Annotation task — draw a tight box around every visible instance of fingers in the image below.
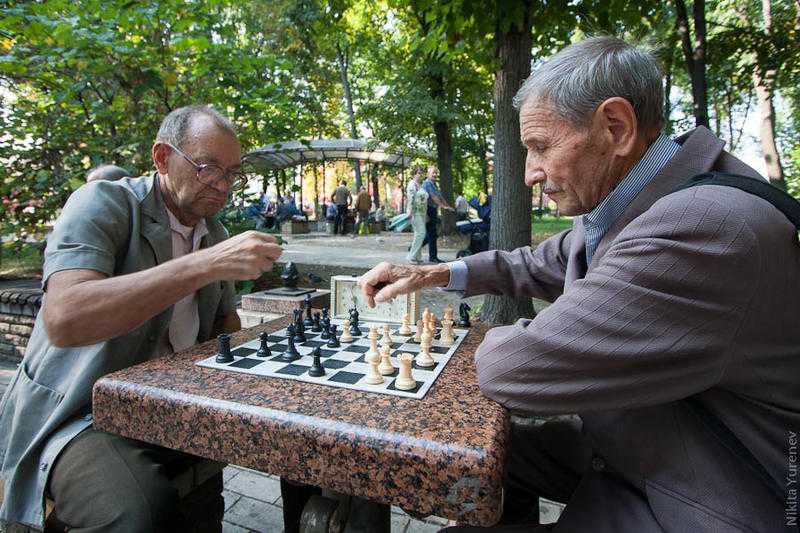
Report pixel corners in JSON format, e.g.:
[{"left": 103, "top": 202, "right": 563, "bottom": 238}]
[{"left": 358, "top": 262, "right": 391, "bottom": 308}]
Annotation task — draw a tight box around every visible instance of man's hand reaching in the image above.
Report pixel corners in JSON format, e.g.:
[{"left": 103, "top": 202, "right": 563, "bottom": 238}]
[{"left": 358, "top": 261, "right": 451, "bottom": 308}]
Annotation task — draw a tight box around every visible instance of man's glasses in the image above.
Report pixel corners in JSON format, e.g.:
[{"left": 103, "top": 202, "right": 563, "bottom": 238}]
[{"left": 164, "top": 142, "right": 247, "bottom": 191}]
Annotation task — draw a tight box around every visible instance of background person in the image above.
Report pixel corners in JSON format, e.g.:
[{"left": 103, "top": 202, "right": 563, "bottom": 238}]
[
  {"left": 421, "top": 165, "right": 453, "bottom": 263},
  {"left": 405, "top": 166, "right": 428, "bottom": 263},
  {"left": 332, "top": 180, "right": 351, "bottom": 235},
  {"left": 353, "top": 185, "right": 371, "bottom": 238}
]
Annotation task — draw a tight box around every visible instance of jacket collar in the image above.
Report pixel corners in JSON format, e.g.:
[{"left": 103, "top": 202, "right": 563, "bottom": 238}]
[
  {"left": 587, "top": 126, "right": 725, "bottom": 270},
  {"left": 140, "top": 173, "right": 173, "bottom": 266}
]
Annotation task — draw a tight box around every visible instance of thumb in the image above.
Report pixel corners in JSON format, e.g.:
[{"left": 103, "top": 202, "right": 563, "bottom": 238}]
[{"left": 375, "top": 279, "right": 410, "bottom": 303}]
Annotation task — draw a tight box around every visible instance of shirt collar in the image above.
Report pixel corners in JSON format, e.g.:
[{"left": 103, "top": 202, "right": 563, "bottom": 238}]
[
  {"left": 166, "top": 208, "right": 208, "bottom": 246},
  {"left": 583, "top": 134, "right": 680, "bottom": 232}
]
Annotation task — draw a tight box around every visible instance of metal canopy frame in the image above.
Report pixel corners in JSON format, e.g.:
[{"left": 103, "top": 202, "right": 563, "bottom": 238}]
[{"left": 244, "top": 138, "right": 428, "bottom": 171}]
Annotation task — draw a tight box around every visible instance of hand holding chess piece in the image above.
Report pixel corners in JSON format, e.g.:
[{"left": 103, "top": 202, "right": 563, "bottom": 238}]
[{"left": 357, "top": 261, "right": 451, "bottom": 308}]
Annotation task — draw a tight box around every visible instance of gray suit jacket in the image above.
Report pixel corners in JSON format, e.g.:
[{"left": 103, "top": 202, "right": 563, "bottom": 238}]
[
  {"left": 462, "top": 127, "right": 799, "bottom": 532},
  {"left": 0, "top": 173, "right": 235, "bottom": 527}
]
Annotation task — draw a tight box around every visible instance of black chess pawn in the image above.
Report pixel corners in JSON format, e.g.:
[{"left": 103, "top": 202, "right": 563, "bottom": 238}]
[
  {"left": 215, "top": 334, "right": 233, "bottom": 363},
  {"left": 256, "top": 332, "right": 271, "bottom": 358},
  {"left": 308, "top": 347, "right": 325, "bottom": 377},
  {"left": 326, "top": 324, "right": 340, "bottom": 348},
  {"left": 294, "top": 319, "right": 307, "bottom": 343},
  {"left": 322, "top": 307, "right": 329, "bottom": 321},
  {"left": 349, "top": 319, "right": 362, "bottom": 337},
  {"left": 320, "top": 318, "right": 331, "bottom": 340},
  {"left": 303, "top": 295, "right": 314, "bottom": 327},
  {"left": 311, "top": 312, "right": 322, "bottom": 332},
  {"left": 285, "top": 331, "right": 300, "bottom": 361}
]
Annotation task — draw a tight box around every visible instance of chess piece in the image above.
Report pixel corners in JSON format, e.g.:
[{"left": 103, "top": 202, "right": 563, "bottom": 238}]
[
  {"left": 273, "top": 326, "right": 301, "bottom": 362},
  {"left": 416, "top": 330, "right": 435, "bottom": 367},
  {"left": 443, "top": 304, "right": 453, "bottom": 321},
  {"left": 281, "top": 262, "right": 300, "bottom": 288},
  {"left": 366, "top": 327, "right": 380, "bottom": 361},
  {"left": 378, "top": 344, "right": 395, "bottom": 375},
  {"left": 215, "top": 334, "right": 233, "bottom": 363},
  {"left": 349, "top": 308, "right": 362, "bottom": 336},
  {"left": 308, "top": 347, "right": 326, "bottom": 377},
  {"left": 320, "top": 318, "right": 331, "bottom": 340},
  {"left": 439, "top": 319, "right": 455, "bottom": 347},
  {"left": 395, "top": 353, "right": 416, "bottom": 390},
  {"left": 311, "top": 312, "right": 322, "bottom": 332},
  {"left": 322, "top": 307, "right": 329, "bottom": 321},
  {"left": 293, "top": 316, "right": 307, "bottom": 343},
  {"left": 327, "top": 324, "right": 340, "bottom": 348},
  {"left": 256, "top": 332, "right": 272, "bottom": 357},
  {"left": 381, "top": 324, "right": 393, "bottom": 347},
  {"left": 414, "top": 319, "right": 423, "bottom": 343},
  {"left": 398, "top": 314, "right": 412, "bottom": 336},
  {"left": 340, "top": 320, "right": 354, "bottom": 343},
  {"left": 458, "top": 303, "right": 471, "bottom": 327},
  {"left": 303, "top": 295, "right": 314, "bottom": 327},
  {"left": 364, "top": 356, "right": 384, "bottom": 384}
]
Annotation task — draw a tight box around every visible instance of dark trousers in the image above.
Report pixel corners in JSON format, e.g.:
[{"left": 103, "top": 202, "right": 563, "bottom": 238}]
[
  {"left": 442, "top": 417, "right": 592, "bottom": 532},
  {"left": 47, "top": 427, "right": 222, "bottom": 533},
  {"left": 334, "top": 205, "right": 348, "bottom": 235},
  {"left": 424, "top": 205, "right": 439, "bottom": 261}
]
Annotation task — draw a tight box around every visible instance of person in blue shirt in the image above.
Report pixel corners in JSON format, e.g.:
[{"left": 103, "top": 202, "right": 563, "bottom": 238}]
[{"left": 421, "top": 165, "right": 454, "bottom": 263}]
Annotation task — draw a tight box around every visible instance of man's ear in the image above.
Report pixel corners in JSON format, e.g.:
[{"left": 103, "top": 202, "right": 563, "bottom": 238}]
[
  {"left": 593, "top": 97, "right": 639, "bottom": 156},
  {"left": 152, "top": 143, "right": 170, "bottom": 175}
]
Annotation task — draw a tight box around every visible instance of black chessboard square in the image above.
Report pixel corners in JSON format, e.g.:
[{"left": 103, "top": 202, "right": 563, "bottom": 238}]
[
  {"left": 302, "top": 340, "right": 326, "bottom": 348},
  {"left": 343, "top": 345, "right": 370, "bottom": 354},
  {"left": 318, "top": 349, "right": 337, "bottom": 358},
  {"left": 430, "top": 346, "right": 448, "bottom": 354},
  {"left": 329, "top": 371, "right": 364, "bottom": 384},
  {"left": 304, "top": 333, "right": 319, "bottom": 340},
  {"left": 270, "top": 354, "right": 301, "bottom": 363},
  {"left": 322, "top": 359, "right": 349, "bottom": 369},
  {"left": 387, "top": 379, "right": 423, "bottom": 394},
  {"left": 271, "top": 344, "right": 288, "bottom": 352},
  {"left": 267, "top": 335, "right": 284, "bottom": 342},
  {"left": 229, "top": 358, "right": 263, "bottom": 369},
  {"left": 231, "top": 347, "right": 256, "bottom": 358},
  {"left": 276, "top": 364, "right": 310, "bottom": 376}
]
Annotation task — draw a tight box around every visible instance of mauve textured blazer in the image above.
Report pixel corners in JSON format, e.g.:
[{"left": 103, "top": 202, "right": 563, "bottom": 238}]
[{"left": 462, "top": 127, "right": 800, "bottom": 532}]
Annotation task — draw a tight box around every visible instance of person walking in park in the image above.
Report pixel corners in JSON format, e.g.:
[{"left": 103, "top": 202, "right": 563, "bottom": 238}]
[
  {"left": 405, "top": 166, "right": 428, "bottom": 263},
  {"left": 332, "top": 180, "right": 351, "bottom": 235},
  {"left": 359, "top": 36, "right": 799, "bottom": 532},
  {"left": 0, "top": 105, "right": 283, "bottom": 531},
  {"left": 421, "top": 165, "right": 453, "bottom": 263},
  {"left": 353, "top": 185, "right": 372, "bottom": 238}
]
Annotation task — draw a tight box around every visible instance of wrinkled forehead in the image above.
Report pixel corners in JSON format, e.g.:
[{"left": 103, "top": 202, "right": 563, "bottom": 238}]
[
  {"left": 182, "top": 117, "right": 241, "bottom": 164},
  {"left": 519, "top": 99, "right": 578, "bottom": 139}
]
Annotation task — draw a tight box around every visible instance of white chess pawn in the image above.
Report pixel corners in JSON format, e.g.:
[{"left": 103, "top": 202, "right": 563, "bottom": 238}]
[
  {"left": 443, "top": 305, "right": 453, "bottom": 321},
  {"left": 340, "top": 320, "right": 354, "bottom": 343},
  {"left": 414, "top": 319, "right": 423, "bottom": 343},
  {"left": 364, "top": 357, "right": 384, "bottom": 384},
  {"left": 398, "top": 314, "right": 412, "bottom": 336},
  {"left": 378, "top": 344, "right": 395, "bottom": 376},
  {"left": 395, "top": 353, "right": 416, "bottom": 390},
  {"left": 416, "top": 330, "right": 435, "bottom": 367},
  {"left": 366, "top": 326, "right": 380, "bottom": 361},
  {"left": 439, "top": 319, "right": 455, "bottom": 346},
  {"left": 382, "top": 323, "right": 393, "bottom": 347}
]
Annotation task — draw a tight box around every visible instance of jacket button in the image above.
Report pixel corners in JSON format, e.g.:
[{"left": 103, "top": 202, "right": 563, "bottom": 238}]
[
  {"left": 40, "top": 462, "right": 48, "bottom": 471},
  {"left": 591, "top": 456, "right": 606, "bottom": 471}
]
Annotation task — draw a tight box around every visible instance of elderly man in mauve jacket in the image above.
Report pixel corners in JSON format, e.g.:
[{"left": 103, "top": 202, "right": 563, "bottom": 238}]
[{"left": 360, "top": 36, "right": 799, "bottom": 532}]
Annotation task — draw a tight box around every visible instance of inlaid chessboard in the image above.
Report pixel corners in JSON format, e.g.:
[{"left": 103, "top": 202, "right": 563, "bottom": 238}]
[{"left": 196, "top": 318, "right": 468, "bottom": 399}]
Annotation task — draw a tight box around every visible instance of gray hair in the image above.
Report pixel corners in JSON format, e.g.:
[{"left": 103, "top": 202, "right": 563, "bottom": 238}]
[
  {"left": 155, "top": 105, "right": 237, "bottom": 148},
  {"left": 514, "top": 36, "right": 664, "bottom": 133},
  {"left": 86, "top": 164, "right": 130, "bottom": 183}
]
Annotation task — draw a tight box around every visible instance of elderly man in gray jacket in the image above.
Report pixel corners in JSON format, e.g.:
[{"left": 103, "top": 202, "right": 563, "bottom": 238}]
[
  {"left": 360, "top": 37, "right": 799, "bottom": 532},
  {"left": 0, "top": 105, "right": 282, "bottom": 531}
]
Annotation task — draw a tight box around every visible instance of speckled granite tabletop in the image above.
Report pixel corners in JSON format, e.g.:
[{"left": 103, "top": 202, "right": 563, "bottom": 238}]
[{"left": 92, "top": 316, "right": 509, "bottom": 526}]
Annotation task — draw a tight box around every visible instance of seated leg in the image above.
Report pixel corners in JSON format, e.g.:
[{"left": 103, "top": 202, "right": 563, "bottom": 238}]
[{"left": 47, "top": 427, "right": 191, "bottom": 533}]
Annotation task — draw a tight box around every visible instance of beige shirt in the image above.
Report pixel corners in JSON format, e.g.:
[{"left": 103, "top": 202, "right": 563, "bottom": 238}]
[{"left": 155, "top": 209, "right": 209, "bottom": 356}]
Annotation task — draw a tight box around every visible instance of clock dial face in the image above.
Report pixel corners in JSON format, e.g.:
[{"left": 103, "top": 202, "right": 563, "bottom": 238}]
[{"left": 333, "top": 277, "right": 416, "bottom": 323}]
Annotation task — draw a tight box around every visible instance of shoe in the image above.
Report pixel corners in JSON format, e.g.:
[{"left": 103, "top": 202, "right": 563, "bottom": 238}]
[{"left": 429, "top": 258, "right": 445, "bottom": 264}]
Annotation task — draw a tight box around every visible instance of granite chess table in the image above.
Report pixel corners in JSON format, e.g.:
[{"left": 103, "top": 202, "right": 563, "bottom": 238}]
[{"left": 92, "top": 316, "right": 510, "bottom": 527}]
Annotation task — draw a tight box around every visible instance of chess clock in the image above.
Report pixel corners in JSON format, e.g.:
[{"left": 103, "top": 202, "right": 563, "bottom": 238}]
[{"left": 330, "top": 275, "right": 419, "bottom": 323}]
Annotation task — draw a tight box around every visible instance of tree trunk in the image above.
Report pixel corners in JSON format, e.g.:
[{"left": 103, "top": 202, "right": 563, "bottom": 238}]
[
  {"left": 479, "top": 129, "right": 490, "bottom": 195},
  {"left": 675, "top": 0, "right": 709, "bottom": 128},
  {"left": 336, "top": 40, "right": 362, "bottom": 190},
  {"left": 481, "top": 1, "right": 535, "bottom": 325},
  {"left": 663, "top": 35, "right": 676, "bottom": 135},
  {"left": 430, "top": 67, "right": 456, "bottom": 236},
  {"left": 754, "top": 0, "right": 785, "bottom": 187},
  {"left": 370, "top": 164, "right": 381, "bottom": 208}
]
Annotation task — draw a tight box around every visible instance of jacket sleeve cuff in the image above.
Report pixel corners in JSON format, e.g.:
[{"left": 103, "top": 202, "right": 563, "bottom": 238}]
[{"left": 440, "top": 260, "right": 468, "bottom": 295}]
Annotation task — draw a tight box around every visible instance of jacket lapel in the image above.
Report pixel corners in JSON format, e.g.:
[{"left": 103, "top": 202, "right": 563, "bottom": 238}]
[
  {"left": 587, "top": 127, "right": 725, "bottom": 271},
  {"left": 565, "top": 217, "right": 588, "bottom": 290},
  {"left": 196, "top": 220, "right": 223, "bottom": 341},
  {"left": 140, "top": 173, "right": 173, "bottom": 266}
]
